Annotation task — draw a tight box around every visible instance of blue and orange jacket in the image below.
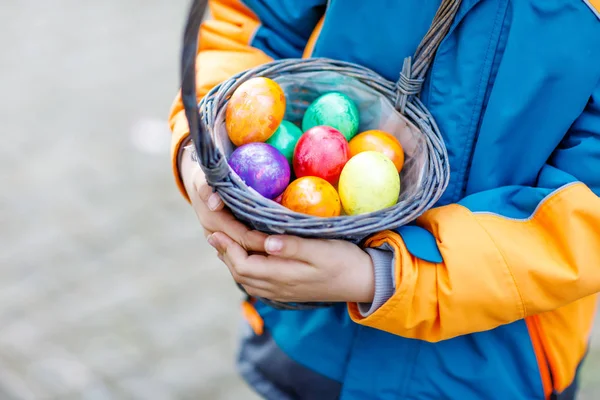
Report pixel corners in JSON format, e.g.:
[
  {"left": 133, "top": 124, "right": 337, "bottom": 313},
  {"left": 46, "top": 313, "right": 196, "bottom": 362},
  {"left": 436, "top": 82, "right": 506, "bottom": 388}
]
[{"left": 169, "top": 1, "right": 600, "bottom": 399}]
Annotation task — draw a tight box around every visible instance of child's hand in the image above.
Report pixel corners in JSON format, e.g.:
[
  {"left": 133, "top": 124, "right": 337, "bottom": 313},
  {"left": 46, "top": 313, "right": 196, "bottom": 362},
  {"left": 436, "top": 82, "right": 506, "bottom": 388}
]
[
  {"left": 181, "top": 146, "right": 267, "bottom": 252},
  {"left": 207, "top": 232, "right": 375, "bottom": 304}
]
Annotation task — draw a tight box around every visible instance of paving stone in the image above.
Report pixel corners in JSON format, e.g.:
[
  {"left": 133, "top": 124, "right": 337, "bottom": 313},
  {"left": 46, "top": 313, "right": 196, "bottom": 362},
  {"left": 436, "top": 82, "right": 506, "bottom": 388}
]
[{"left": 1, "top": 0, "right": 598, "bottom": 399}]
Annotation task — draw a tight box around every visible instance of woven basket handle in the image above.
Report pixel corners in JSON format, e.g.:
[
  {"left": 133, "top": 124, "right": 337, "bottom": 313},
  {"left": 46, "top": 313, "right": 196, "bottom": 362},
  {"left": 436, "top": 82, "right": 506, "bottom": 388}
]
[
  {"left": 181, "top": 0, "right": 227, "bottom": 181},
  {"left": 395, "top": 0, "right": 463, "bottom": 112},
  {"left": 180, "top": 0, "right": 462, "bottom": 172}
]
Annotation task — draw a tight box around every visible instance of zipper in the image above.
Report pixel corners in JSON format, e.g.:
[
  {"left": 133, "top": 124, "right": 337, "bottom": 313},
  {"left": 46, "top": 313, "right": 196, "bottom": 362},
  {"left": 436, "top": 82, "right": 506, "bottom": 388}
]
[
  {"left": 424, "top": 0, "right": 510, "bottom": 202},
  {"left": 460, "top": 0, "right": 511, "bottom": 200},
  {"left": 422, "top": 0, "right": 484, "bottom": 105}
]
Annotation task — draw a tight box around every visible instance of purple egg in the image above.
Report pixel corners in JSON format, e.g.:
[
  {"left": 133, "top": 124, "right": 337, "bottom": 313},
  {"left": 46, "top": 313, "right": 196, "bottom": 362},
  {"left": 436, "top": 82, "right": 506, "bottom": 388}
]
[{"left": 228, "top": 143, "right": 291, "bottom": 199}]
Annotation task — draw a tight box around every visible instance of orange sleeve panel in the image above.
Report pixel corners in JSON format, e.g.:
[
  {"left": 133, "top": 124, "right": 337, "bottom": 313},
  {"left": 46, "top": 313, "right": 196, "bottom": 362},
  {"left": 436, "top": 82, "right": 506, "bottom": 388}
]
[
  {"left": 168, "top": 0, "right": 273, "bottom": 201},
  {"left": 168, "top": 0, "right": 326, "bottom": 201},
  {"left": 349, "top": 183, "right": 600, "bottom": 343},
  {"left": 526, "top": 294, "right": 598, "bottom": 395}
]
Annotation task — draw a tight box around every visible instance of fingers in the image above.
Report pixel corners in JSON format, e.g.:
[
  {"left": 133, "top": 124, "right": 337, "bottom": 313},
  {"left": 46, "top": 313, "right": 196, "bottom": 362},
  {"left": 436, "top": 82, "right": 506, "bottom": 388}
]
[
  {"left": 233, "top": 229, "right": 268, "bottom": 253},
  {"left": 193, "top": 169, "right": 224, "bottom": 211},
  {"left": 183, "top": 158, "right": 222, "bottom": 211},
  {"left": 207, "top": 193, "right": 224, "bottom": 211},
  {"left": 184, "top": 160, "right": 265, "bottom": 252},
  {"left": 195, "top": 205, "right": 265, "bottom": 252},
  {"left": 181, "top": 148, "right": 220, "bottom": 210},
  {"left": 196, "top": 178, "right": 212, "bottom": 202},
  {"left": 210, "top": 232, "right": 343, "bottom": 303},
  {"left": 264, "top": 235, "right": 333, "bottom": 264},
  {"left": 210, "top": 232, "right": 266, "bottom": 278},
  {"left": 210, "top": 231, "right": 248, "bottom": 260},
  {"left": 210, "top": 233, "right": 276, "bottom": 296},
  {"left": 187, "top": 169, "right": 266, "bottom": 251},
  {"left": 211, "top": 232, "right": 293, "bottom": 281}
]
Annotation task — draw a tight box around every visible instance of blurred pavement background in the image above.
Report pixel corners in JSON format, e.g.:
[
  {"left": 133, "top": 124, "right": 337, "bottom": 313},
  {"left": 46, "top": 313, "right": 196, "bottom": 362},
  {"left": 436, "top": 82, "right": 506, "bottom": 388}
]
[
  {"left": 0, "top": 0, "right": 598, "bottom": 399},
  {"left": 1, "top": 1, "right": 259, "bottom": 399}
]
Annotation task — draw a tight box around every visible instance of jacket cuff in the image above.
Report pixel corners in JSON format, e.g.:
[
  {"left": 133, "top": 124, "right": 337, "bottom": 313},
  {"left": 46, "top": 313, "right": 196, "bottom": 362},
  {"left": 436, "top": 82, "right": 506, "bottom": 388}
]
[
  {"left": 358, "top": 247, "right": 395, "bottom": 316},
  {"left": 349, "top": 226, "right": 443, "bottom": 322}
]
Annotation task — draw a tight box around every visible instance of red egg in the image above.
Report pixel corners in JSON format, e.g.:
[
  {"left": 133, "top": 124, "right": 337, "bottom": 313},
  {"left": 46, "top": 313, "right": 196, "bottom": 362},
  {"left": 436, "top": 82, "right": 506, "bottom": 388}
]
[{"left": 293, "top": 126, "right": 350, "bottom": 185}]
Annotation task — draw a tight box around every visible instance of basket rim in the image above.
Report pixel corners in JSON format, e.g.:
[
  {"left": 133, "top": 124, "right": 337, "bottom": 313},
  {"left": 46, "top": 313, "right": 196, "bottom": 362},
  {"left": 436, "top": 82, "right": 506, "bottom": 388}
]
[{"left": 194, "top": 57, "right": 450, "bottom": 234}]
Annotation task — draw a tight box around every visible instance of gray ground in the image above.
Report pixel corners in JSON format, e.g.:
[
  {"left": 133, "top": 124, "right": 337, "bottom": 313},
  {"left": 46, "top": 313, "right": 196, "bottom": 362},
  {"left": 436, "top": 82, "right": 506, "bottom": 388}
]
[{"left": 0, "top": 0, "right": 598, "bottom": 399}]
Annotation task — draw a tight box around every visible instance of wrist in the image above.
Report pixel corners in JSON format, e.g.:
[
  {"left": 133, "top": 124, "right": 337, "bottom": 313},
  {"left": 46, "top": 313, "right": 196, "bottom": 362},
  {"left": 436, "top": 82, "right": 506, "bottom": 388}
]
[{"left": 345, "top": 249, "right": 376, "bottom": 303}]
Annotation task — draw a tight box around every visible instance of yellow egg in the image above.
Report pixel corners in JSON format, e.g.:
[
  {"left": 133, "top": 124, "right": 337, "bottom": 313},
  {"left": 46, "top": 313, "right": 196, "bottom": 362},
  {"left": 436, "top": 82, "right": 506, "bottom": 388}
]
[{"left": 338, "top": 151, "right": 400, "bottom": 215}]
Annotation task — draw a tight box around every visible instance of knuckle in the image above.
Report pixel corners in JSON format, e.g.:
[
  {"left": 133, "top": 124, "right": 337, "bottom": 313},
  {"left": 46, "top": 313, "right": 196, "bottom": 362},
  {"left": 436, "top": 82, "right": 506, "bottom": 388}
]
[
  {"left": 234, "top": 261, "right": 252, "bottom": 278},
  {"left": 239, "top": 230, "right": 254, "bottom": 250},
  {"left": 242, "top": 230, "right": 266, "bottom": 251},
  {"left": 230, "top": 269, "right": 244, "bottom": 284}
]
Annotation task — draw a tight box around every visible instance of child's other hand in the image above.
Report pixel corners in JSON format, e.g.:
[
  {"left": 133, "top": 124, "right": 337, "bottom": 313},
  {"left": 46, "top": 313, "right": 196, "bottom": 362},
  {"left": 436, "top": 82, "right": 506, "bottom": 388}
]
[
  {"left": 207, "top": 232, "right": 375, "bottom": 304},
  {"left": 181, "top": 146, "right": 267, "bottom": 253}
]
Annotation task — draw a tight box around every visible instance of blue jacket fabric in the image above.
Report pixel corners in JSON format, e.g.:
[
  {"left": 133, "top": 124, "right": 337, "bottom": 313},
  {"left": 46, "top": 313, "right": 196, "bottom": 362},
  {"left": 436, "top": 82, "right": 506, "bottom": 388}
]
[{"left": 186, "top": 1, "right": 600, "bottom": 399}]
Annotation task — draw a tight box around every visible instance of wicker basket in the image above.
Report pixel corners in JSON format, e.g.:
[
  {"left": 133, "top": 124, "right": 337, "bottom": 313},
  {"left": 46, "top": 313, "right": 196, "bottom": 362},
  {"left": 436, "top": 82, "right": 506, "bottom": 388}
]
[{"left": 180, "top": 0, "right": 460, "bottom": 310}]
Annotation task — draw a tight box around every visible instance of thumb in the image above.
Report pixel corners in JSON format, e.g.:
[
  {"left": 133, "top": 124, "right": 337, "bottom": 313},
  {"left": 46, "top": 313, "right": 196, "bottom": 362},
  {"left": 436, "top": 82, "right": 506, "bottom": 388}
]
[
  {"left": 180, "top": 146, "right": 221, "bottom": 208},
  {"left": 191, "top": 168, "right": 224, "bottom": 211}
]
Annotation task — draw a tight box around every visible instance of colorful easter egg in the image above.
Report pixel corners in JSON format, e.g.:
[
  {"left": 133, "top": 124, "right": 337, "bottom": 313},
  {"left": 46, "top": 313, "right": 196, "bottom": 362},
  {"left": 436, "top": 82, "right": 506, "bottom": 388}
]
[
  {"left": 228, "top": 143, "right": 290, "bottom": 199},
  {"left": 293, "top": 126, "right": 350, "bottom": 185},
  {"left": 225, "top": 77, "right": 286, "bottom": 146},
  {"left": 302, "top": 92, "right": 360, "bottom": 141},
  {"left": 338, "top": 151, "right": 400, "bottom": 215},
  {"left": 349, "top": 130, "right": 405, "bottom": 172},
  {"left": 266, "top": 120, "right": 303, "bottom": 164},
  {"left": 281, "top": 177, "right": 341, "bottom": 217}
]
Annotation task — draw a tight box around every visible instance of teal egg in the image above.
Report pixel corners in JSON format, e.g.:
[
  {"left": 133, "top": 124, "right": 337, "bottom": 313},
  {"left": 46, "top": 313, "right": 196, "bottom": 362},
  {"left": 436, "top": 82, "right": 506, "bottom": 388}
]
[
  {"left": 302, "top": 92, "right": 360, "bottom": 141},
  {"left": 266, "top": 120, "right": 303, "bottom": 164}
]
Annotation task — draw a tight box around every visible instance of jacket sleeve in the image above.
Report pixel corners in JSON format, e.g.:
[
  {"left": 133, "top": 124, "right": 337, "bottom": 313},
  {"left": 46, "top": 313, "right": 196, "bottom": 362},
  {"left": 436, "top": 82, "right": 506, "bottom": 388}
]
[
  {"left": 349, "top": 81, "right": 600, "bottom": 342},
  {"left": 168, "top": 0, "right": 325, "bottom": 201}
]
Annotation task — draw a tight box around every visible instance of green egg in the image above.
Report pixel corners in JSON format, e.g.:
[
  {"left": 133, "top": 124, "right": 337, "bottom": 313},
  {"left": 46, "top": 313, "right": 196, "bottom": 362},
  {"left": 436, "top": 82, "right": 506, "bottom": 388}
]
[
  {"left": 266, "top": 120, "right": 304, "bottom": 164},
  {"left": 302, "top": 92, "right": 360, "bottom": 141}
]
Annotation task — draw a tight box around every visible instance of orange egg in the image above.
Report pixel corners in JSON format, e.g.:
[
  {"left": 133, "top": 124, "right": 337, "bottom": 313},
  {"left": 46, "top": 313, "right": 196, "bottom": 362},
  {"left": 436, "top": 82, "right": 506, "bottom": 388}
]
[
  {"left": 281, "top": 177, "right": 341, "bottom": 218},
  {"left": 348, "top": 130, "right": 405, "bottom": 172},
  {"left": 225, "top": 77, "right": 286, "bottom": 147}
]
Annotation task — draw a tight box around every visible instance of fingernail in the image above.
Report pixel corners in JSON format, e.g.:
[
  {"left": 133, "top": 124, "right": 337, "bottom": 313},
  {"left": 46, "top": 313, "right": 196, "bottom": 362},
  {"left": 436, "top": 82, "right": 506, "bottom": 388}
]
[
  {"left": 208, "top": 194, "right": 221, "bottom": 211},
  {"left": 207, "top": 234, "right": 217, "bottom": 248},
  {"left": 265, "top": 237, "right": 283, "bottom": 253}
]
